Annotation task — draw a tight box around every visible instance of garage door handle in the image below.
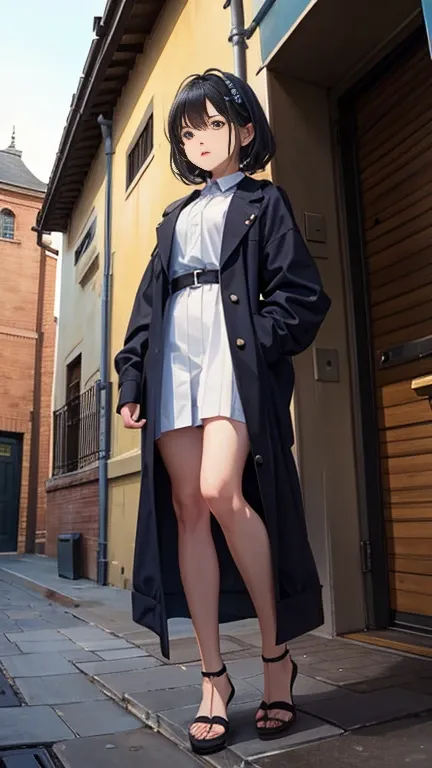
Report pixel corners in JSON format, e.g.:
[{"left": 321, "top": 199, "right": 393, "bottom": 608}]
[{"left": 378, "top": 334, "right": 432, "bottom": 368}]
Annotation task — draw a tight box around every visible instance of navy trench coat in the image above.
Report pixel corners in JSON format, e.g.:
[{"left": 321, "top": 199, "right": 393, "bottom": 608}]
[{"left": 114, "top": 175, "right": 331, "bottom": 659}]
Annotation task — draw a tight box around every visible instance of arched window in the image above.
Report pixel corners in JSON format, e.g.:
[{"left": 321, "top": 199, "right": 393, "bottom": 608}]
[{"left": 0, "top": 209, "right": 15, "bottom": 240}]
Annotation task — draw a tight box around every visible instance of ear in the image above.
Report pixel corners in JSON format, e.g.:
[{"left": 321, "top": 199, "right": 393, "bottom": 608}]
[{"left": 239, "top": 122, "right": 255, "bottom": 147}]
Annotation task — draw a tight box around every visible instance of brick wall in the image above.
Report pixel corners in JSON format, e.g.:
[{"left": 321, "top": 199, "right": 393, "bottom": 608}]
[
  {"left": 45, "top": 467, "right": 99, "bottom": 581},
  {"left": 0, "top": 185, "right": 56, "bottom": 552}
]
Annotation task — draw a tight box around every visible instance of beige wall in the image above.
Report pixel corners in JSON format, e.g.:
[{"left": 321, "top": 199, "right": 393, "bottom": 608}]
[
  {"left": 268, "top": 73, "right": 366, "bottom": 635},
  {"left": 107, "top": 0, "right": 267, "bottom": 586},
  {"left": 54, "top": 149, "right": 105, "bottom": 410}
]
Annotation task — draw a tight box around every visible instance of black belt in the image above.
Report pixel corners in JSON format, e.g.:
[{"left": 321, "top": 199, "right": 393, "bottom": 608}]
[{"left": 170, "top": 269, "right": 220, "bottom": 295}]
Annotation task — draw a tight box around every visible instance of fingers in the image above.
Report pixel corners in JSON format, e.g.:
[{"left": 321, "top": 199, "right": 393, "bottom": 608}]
[{"left": 123, "top": 415, "right": 146, "bottom": 429}]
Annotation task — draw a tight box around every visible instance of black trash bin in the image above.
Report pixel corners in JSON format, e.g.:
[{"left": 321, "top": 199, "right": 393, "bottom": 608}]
[{"left": 57, "top": 533, "right": 83, "bottom": 580}]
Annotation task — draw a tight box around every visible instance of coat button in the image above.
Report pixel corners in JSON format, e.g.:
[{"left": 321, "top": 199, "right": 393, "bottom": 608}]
[
  {"left": 236, "top": 338, "right": 246, "bottom": 349},
  {"left": 255, "top": 455, "right": 264, "bottom": 465},
  {"left": 230, "top": 294, "right": 239, "bottom": 304}
]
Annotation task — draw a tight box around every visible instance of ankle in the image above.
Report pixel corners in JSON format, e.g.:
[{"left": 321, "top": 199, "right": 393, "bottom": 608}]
[{"left": 262, "top": 643, "right": 288, "bottom": 661}]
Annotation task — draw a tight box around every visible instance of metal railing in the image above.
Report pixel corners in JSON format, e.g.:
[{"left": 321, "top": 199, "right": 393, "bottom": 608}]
[{"left": 52, "top": 382, "right": 100, "bottom": 476}]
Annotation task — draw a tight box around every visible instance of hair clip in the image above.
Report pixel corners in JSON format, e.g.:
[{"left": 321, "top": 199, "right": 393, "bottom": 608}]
[{"left": 223, "top": 77, "right": 242, "bottom": 104}]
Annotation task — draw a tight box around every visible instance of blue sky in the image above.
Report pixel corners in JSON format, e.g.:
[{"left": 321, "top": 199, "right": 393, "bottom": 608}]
[{"left": 1, "top": 0, "right": 107, "bottom": 184}]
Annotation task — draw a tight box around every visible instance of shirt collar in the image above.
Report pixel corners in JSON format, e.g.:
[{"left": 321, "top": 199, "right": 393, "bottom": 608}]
[{"left": 207, "top": 171, "right": 244, "bottom": 193}]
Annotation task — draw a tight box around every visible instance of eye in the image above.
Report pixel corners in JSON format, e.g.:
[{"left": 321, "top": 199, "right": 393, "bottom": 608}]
[
  {"left": 210, "top": 119, "right": 225, "bottom": 130},
  {"left": 181, "top": 129, "right": 194, "bottom": 141}
]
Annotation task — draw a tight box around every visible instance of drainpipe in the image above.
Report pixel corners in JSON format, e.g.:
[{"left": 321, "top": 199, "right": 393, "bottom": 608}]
[
  {"left": 97, "top": 114, "right": 114, "bottom": 586},
  {"left": 225, "top": 0, "right": 247, "bottom": 80},
  {"left": 224, "top": 0, "right": 279, "bottom": 79},
  {"left": 26, "top": 245, "right": 46, "bottom": 553}
]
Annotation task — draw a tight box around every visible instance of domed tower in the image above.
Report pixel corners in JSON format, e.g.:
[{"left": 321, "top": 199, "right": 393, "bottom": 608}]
[{"left": 0, "top": 129, "right": 57, "bottom": 555}]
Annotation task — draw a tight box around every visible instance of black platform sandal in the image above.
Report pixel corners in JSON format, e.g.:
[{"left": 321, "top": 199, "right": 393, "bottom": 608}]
[
  {"left": 188, "top": 664, "right": 236, "bottom": 756},
  {"left": 255, "top": 646, "right": 298, "bottom": 741}
]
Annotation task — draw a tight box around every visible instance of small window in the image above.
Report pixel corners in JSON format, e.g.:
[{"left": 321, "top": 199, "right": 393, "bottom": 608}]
[
  {"left": 66, "top": 354, "right": 82, "bottom": 403},
  {"left": 0, "top": 209, "right": 15, "bottom": 240},
  {"left": 74, "top": 218, "right": 97, "bottom": 266},
  {"left": 127, "top": 112, "right": 153, "bottom": 188}
]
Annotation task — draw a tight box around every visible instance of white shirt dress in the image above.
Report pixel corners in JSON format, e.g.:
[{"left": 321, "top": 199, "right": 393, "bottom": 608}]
[{"left": 156, "top": 171, "right": 246, "bottom": 438}]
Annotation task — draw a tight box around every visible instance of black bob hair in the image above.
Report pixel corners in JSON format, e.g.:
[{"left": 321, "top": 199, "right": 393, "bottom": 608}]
[{"left": 167, "top": 68, "right": 276, "bottom": 185}]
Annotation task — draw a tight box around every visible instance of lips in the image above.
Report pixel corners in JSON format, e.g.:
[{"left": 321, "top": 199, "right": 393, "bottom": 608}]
[{"left": 201, "top": 151, "right": 210, "bottom": 156}]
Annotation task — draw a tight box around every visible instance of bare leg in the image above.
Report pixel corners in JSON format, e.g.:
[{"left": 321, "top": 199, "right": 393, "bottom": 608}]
[
  {"left": 157, "top": 426, "right": 232, "bottom": 740},
  {"left": 201, "top": 417, "right": 294, "bottom": 729}
]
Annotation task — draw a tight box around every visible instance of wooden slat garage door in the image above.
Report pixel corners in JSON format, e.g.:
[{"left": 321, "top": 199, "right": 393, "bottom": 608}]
[{"left": 355, "top": 35, "right": 432, "bottom": 622}]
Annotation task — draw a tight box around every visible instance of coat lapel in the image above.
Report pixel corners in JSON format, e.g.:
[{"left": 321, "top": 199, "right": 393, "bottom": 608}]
[
  {"left": 156, "top": 189, "right": 201, "bottom": 275},
  {"left": 220, "top": 177, "right": 265, "bottom": 270}
]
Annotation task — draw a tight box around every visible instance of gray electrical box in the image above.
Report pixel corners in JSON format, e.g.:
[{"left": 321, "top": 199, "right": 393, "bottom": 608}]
[
  {"left": 313, "top": 348, "right": 340, "bottom": 383},
  {"left": 304, "top": 212, "right": 327, "bottom": 244}
]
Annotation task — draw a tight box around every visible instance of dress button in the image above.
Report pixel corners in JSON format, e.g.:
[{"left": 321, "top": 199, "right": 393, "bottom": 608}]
[
  {"left": 154, "top": 347, "right": 159, "bottom": 354},
  {"left": 230, "top": 294, "right": 239, "bottom": 304},
  {"left": 236, "top": 338, "right": 246, "bottom": 349},
  {"left": 255, "top": 455, "right": 264, "bottom": 465}
]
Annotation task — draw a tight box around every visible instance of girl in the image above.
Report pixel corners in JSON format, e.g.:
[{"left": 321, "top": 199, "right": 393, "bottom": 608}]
[{"left": 115, "top": 69, "right": 331, "bottom": 756}]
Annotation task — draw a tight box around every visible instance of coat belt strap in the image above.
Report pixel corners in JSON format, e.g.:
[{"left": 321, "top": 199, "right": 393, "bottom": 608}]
[{"left": 170, "top": 269, "right": 220, "bottom": 295}]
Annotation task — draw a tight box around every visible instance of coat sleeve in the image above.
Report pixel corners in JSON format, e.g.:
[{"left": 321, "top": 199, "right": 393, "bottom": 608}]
[
  {"left": 114, "top": 250, "right": 155, "bottom": 414},
  {"left": 255, "top": 186, "right": 331, "bottom": 364}
]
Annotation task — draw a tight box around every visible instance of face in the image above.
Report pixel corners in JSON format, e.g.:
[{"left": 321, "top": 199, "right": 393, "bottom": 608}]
[{"left": 180, "top": 99, "right": 254, "bottom": 176}]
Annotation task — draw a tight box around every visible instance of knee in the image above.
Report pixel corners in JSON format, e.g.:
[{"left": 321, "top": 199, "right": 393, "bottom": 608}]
[
  {"left": 200, "top": 477, "right": 240, "bottom": 526},
  {"left": 172, "top": 488, "right": 207, "bottom": 532}
]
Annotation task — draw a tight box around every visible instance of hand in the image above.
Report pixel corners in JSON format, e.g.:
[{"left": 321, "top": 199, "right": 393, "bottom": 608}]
[{"left": 120, "top": 403, "right": 146, "bottom": 429}]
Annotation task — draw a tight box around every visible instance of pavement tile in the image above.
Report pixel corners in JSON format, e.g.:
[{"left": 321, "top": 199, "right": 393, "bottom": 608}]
[
  {"left": 40, "top": 614, "right": 88, "bottom": 629},
  {"left": 59, "top": 627, "right": 115, "bottom": 642},
  {"left": 53, "top": 727, "right": 201, "bottom": 768},
  {"left": 126, "top": 686, "right": 202, "bottom": 716},
  {"left": 3, "top": 610, "right": 39, "bottom": 619},
  {"left": 96, "top": 664, "right": 203, "bottom": 698},
  {"left": 95, "top": 647, "right": 149, "bottom": 661},
  {"left": 226, "top": 656, "right": 264, "bottom": 679},
  {"left": 402, "top": 678, "right": 432, "bottom": 695},
  {"left": 245, "top": 672, "right": 338, "bottom": 701},
  {"left": 76, "top": 638, "right": 136, "bottom": 651},
  {"left": 304, "top": 667, "right": 366, "bottom": 685},
  {"left": 0, "top": 619, "right": 22, "bottom": 633},
  {"left": 16, "top": 673, "right": 107, "bottom": 705},
  {"left": 0, "top": 641, "right": 22, "bottom": 656},
  {"left": 144, "top": 635, "right": 244, "bottom": 664},
  {"left": 255, "top": 713, "right": 432, "bottom": 767},
  {"left": 2, "top": 652, "right": 78, "bottom": 677},
  {"left": 301, "top": 686, "right": 432, "bottom": 729},
  {"left": 15, "top": 618, "right": 54, "bottom": 631},
  {"left": 13, "top": 640, "right": 79, "bottom": 653},
  {"left": 54, "top": 699, "right": 142, "bottom": 737},
  {"left": 60, "top": 650, "right": 101, "bottom": 663},
  {"left": 76, "top": 656, "right": 161, "bottom": 677},
  {"left": 6, "top": 629, "right": 63, "bottom": 643},
  {"left": 0, "top": 705, "right": 75, "bottom": 746}
]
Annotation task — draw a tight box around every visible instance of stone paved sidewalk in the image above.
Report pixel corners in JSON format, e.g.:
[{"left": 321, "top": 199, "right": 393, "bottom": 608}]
[{"left": 0, "top": 555, "right": 432, "bottom": 767}]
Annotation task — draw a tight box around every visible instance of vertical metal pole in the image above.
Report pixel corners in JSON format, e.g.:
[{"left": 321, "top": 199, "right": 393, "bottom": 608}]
[
  {"left": 97, "top": 114, "right": 114, "bottom": 586},
  {"left": 228, "top": 0, "right": 247, "bottom": 80}
]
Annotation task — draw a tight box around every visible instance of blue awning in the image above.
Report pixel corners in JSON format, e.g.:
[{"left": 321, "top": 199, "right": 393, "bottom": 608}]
[
  {"left": 422, "top": 0, "right": 432, "bottom": 55},
  {"left": 255, "top": 0, "right": 432, "bottom": 70},
  {"left": 254, "top": 0, "right": 317, "bottom": 64}
]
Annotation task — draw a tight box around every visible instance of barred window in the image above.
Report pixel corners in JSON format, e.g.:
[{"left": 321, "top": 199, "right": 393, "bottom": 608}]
[
  {"left": 127, "top": 112, "right": 153, "bottom": 188},
  {"left": 0, "top": 208, "right": 15, "bottom": 239}
]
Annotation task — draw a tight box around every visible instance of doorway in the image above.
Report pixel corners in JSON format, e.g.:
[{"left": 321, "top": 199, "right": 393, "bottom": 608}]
[
  {"left": 0, "top": 433, "right": 22, "bottom": 552},
  {"left": 340, "top": 28, "right": 432, "bottom": 632}
]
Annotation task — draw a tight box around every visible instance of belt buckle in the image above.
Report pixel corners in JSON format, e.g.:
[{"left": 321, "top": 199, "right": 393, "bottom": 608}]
[{"left": 192, "top": 269, "right": 203, "bottom": 287}]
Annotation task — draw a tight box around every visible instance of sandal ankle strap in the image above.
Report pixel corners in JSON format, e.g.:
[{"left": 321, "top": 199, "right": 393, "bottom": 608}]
[
  {"left": 202, "top": 663, "right": 227, "bottom": 679},
  {"left": 262, "top": 646, "right": 289, "bottom": 664}
]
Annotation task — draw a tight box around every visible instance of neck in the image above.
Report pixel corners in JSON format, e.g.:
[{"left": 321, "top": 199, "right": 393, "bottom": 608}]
[{"left": 211, "top": 158, "right": 241, "bottom": 180}]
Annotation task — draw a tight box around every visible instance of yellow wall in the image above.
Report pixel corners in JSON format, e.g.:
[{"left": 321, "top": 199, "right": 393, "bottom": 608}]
[
  {"left": 107, "top": 0, "right": 267, "bottom": 586},
  {"left": 54, "top": 149, "right": 105, "bottom": 408}
]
